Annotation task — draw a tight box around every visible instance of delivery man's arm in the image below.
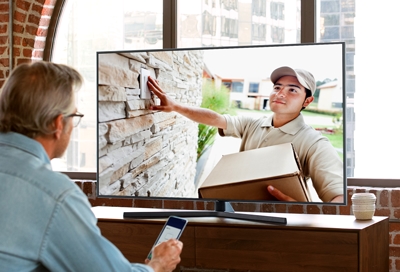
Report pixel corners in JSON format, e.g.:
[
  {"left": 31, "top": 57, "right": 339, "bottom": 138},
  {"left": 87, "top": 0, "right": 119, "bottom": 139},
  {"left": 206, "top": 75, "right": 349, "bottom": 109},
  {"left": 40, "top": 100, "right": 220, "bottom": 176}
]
[{"left": 147, "top": 76, "right": 227, "bottom": 129}]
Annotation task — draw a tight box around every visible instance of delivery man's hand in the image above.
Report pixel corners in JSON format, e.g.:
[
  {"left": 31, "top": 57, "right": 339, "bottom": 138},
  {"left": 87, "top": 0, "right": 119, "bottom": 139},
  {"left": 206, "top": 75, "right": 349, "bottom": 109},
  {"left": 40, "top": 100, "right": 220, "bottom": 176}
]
[
  {"left": 147, "top": 76, "right": 178, "bottom": 112},
  {"left": 267, "top": 185, "right": 296, "bottom": 201}
]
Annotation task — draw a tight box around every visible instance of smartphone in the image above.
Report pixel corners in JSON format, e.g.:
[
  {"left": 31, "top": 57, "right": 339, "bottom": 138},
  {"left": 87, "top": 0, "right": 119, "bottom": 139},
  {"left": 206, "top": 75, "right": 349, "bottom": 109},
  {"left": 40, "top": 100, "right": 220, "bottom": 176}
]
[{"left": 146, "top": 216, "right": 188, "bottom": 260}]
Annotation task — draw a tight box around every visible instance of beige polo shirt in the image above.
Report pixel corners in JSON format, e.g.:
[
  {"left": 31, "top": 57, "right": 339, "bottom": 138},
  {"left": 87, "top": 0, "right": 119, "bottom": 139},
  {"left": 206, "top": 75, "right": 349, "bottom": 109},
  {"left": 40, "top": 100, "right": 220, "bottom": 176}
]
[{"left": 219, "top": 113, "right": 343, "bottom": 202}]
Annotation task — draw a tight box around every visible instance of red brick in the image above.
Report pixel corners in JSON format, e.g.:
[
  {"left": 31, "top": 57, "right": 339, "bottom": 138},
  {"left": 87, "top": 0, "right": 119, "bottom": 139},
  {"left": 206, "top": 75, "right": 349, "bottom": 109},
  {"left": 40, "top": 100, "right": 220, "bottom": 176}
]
[
  {"left": 0, "top": 24, "right": 7, "bottom": 34},
  {"left": 392, "top": 190, "right": 400, "bottom": 207},
  {"left": 0, "top": 46, "right": 7, "bottom": 54},
  {"left": 259, "top": 204, "right": 276, "bottom": 213},
  {"left": 390, "top": 246, "right": 400, "bottom": 257},
  {"left": 395, "top": 259, "right": 400, "bottom": 271},
  {"left": 0, "top": 4, "right": 9, "bottom": 12},
  {"left": 13, "top": 23, "right": 24, "bottom": 34},
  {"left": 82, "top": 180, "right": 96, "bottom": 198},
  {"left": 379, "top": 189, "right": 390, "bottom": 207},
  {"left": 13, "top": 35, "right": 21, "bottom": 45},
  {"left": 133, "top": 198, "right": 163, "bottom": 208},
  {"left": 163, "top": 200, "right": 195, "bottom": 210},
  {"left": 306, "top": 205, "right": 321, "bottom": 214},
  {"left": 22, "top": 37, "right": 34, "bottom": 47},
  {"left": 14, "top": 11, "right": 27, "bottom": 23},
  {"left": 393, "top": 234, "right": 400, "bottom": 245},
  {"left": 26, "top": 24, "right": 38, "bottom": 35},
  {"left": 44, "top": 0, "right": 56, "bottom": 6},
  {"left": 15, "top": 58, "right": 31, "bottom": 65},
  {"left": 32, "top": 49, "right": 43, "bottom": 59},
  {"left": 13, "top": 47, "right": 21, "bottom": 57},
  {"left": 288, "top": 204, "right": 304, "bottom": 213},
  {"left": 28, "top": 14, "right": 40, "bottom": 25},
  {"left": 392, "top": 208, "right": 400, "bottom": 220},
  {"left": 375, "top": 208, "right": 391, "bottom": 217},
  {"left": 32, "top": 3, "right": 44, "bottom": 14},
  {"left": 322, "top": 205, "right": 337, "bottom": 214},
  {"left": 0, "top": 57, "right": 9, "bottom": 66},
  {"left": 39, "top": 17, "right": 50, "bottom": 27},
  {"left": 41, "top": 6, "right": 54, "bottom": 16},
  {"left": 74, "top": 181, "right": 83, "bottom": 189},
  {"left": 16, "top": 0, "right": 32, "bottom": 11},
  {"left": 34, "top": 39, "right": 45, "bottom": 49},
  {"left": 193, "top": 201, "right": 207, "bottom": 211},
  {"left": 390, "top": 222, "right": 400, "bottom": 232},
  {"left": 230, "top": 202, "right": 259, "bottom": 212},
  {"left": 89, "top": 197, "right": 134, "bottom": 207},
  {"left": 274, "top": 204, "right": 287, "bottom": 213},
  {"left": 0, "top": 14, "right": 9, "bottom": 23},
  {"left": 354, "top": 188, "right": 367, "bottom": 194},
  {"left": 22, "top": 48, "right": 32, "bottom": 57},
  {"left": 37, "top": 27, "right": 47, "bottom": 36}
]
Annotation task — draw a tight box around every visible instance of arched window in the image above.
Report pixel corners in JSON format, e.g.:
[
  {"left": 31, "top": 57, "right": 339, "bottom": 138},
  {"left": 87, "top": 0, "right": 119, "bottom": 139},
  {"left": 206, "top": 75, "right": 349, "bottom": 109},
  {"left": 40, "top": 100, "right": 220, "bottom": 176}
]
[{"left": 47, "top": 0, "right": 163, "bottom": 174}]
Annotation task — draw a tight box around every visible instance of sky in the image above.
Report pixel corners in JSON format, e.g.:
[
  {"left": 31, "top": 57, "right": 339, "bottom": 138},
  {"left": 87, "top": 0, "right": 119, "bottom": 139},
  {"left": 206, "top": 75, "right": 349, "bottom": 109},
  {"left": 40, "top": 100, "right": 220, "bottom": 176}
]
[{"left": 202, "top": 43, "right": 344, "bottom": 83}]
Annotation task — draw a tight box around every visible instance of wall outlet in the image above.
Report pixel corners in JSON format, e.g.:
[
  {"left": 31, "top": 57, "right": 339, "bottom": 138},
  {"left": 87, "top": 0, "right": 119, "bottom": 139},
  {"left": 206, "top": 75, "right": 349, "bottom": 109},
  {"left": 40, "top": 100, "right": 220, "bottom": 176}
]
[{"left": 140, "top": 68, "right": 151, "bottom": 99}]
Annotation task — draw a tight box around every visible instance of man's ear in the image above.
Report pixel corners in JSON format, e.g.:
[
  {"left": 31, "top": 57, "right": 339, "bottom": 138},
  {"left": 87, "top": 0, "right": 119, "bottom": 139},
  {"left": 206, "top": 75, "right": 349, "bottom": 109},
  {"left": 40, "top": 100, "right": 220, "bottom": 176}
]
[
  {"left": 303, "top": 96, "right": 314, "bottom": 108},
  {"left": 53, "top": 114, "right": 64, "bottom": 140}
]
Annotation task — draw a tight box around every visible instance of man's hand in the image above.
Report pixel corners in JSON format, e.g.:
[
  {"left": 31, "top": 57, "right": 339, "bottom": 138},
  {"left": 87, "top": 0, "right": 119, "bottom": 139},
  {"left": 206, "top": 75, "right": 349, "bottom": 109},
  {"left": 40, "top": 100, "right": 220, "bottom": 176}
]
[
  {"left": 146, "top": 239, "right": 183, "bottom": 272},
  {"left": 147, "top": 76, "right": 178, "bottom": 112},
  {"left": 267, "top": 185, "right": 296, "bottom": 202}
]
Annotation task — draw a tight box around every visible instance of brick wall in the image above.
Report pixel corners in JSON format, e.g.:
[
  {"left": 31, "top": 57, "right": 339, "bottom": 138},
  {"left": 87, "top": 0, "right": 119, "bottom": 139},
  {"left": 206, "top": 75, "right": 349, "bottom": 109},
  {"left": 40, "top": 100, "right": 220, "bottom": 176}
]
[
  {"left": 2, "top": 0, "right": 399, "bottom": 270},
  {"left": 0, "top": 0, "right": 55, "bottom": 86}
]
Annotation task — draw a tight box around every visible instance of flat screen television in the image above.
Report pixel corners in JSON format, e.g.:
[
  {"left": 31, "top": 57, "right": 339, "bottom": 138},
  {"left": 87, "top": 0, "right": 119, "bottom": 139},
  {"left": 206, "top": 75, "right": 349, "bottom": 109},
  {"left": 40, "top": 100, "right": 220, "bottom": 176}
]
[{"left": 96, "top": 42, "right": 346, "bottom": 224}]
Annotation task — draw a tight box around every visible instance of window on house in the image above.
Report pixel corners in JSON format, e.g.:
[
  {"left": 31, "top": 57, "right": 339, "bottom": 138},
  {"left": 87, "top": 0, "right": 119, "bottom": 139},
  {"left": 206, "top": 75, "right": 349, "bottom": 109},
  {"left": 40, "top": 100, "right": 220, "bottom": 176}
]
[
  {"left": 231, "top": 82, "right": 244, "bottom": 93},
  {"left": 249, "top": 83, "right": 260, "bottom": 93}
]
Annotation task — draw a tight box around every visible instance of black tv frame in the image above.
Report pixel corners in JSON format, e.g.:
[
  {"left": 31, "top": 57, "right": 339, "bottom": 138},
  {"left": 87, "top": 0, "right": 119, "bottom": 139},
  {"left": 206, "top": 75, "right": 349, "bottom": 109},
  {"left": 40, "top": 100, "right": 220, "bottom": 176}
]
[{"left": 97, "top": 42, "right": 346, "bottom": 225}]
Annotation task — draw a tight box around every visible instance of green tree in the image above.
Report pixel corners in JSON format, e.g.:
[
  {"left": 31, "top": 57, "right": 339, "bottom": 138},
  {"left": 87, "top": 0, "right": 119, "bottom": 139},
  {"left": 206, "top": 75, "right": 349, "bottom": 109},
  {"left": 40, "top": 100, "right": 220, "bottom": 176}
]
[{"left": 197, "top": 81, "right": 236, "bottom": 160}]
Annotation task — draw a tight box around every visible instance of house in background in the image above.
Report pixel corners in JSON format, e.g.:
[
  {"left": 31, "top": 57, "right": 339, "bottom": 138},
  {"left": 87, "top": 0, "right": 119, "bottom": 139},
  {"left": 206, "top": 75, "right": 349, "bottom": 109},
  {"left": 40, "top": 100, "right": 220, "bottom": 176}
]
[
  {"left": 203, "top": 65, "right": 272, "bottom": 110},
  {"left": 317, "top": 80, "right": 342, "bottom": 113}
]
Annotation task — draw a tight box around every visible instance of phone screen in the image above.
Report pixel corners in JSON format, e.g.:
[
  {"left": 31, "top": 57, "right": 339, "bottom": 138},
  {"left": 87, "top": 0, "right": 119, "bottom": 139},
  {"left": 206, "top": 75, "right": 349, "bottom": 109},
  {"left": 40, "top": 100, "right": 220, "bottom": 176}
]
[{"left": 147, "top": 216, "right": 187, "bottom": 260}]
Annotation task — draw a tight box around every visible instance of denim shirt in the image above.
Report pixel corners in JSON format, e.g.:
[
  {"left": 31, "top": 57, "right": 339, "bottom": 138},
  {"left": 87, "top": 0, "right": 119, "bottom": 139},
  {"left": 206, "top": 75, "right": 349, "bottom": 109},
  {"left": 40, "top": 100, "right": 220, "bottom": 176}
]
[{"left": 0, "top": 132, "right": 153, "bottom": 272}]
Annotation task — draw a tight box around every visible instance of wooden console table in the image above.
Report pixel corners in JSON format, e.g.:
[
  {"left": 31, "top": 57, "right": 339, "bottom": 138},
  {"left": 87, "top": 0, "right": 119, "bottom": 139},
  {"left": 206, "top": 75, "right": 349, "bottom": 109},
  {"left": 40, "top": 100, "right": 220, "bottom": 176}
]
[{"left": 92, "top": 206, "right": 388, "bottom": 272}]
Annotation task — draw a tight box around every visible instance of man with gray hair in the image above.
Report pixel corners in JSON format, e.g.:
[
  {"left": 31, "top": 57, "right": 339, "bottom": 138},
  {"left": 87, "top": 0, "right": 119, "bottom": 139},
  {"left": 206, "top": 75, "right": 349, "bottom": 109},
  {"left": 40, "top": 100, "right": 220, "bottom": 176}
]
[
  {"left": 147, "top": 66, "right": 343, "bottom": 203},
  {"left": 0, "top": 61, "right": 183, "bottom": 272}
]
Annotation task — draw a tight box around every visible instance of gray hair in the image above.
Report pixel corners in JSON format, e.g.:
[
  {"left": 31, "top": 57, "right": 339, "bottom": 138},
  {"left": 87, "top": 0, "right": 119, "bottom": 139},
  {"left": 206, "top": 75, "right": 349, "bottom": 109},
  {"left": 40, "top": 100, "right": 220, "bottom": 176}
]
[{"left": 0, "top": 61, "right": 83, "bottom": 138}]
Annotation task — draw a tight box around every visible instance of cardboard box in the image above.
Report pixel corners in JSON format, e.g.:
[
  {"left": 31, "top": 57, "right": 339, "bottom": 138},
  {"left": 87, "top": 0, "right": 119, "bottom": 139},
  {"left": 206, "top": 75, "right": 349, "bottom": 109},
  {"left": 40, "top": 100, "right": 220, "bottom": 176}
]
[{"left": 198, "top": 143, "right": 310, "bottom": 202}]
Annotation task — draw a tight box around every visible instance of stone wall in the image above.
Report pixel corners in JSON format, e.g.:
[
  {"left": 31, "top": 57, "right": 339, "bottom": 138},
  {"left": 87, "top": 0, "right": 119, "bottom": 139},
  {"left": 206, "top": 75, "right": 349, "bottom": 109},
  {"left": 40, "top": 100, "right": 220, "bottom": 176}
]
[{"left": 97, "top": 50, "right": 203, "bottom": 198}]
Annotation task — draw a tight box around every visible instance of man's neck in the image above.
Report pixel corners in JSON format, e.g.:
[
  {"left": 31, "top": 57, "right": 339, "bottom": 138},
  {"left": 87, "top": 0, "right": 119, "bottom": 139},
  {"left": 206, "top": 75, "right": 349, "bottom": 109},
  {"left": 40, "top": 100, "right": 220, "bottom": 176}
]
[{"left": 272, "top": 113, "right": 300, "bottom": 128}]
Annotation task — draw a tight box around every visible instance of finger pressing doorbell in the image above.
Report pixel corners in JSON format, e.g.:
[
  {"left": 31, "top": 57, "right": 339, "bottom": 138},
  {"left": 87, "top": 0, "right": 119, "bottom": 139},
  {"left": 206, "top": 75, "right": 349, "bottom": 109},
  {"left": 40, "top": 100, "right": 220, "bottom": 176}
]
[{"left": 140, "top": 68, "right": 151, "bottom": 99}]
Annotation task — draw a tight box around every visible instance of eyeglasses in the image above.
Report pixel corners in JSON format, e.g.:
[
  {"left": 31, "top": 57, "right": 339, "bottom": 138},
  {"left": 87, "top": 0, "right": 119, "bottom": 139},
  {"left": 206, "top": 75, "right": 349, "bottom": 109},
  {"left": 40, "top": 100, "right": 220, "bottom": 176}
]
[{"left": 65, "top": 112, "right": 84, "bottom": 127}]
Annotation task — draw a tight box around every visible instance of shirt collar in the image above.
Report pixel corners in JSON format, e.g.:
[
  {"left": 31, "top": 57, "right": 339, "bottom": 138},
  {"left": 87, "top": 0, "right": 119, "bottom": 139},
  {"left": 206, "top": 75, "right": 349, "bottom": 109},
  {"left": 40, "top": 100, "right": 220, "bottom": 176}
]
[
  {"left": 261, "top": 114, "right": 306, "bottom": 135},
  {"left": 0, "top": 132, "right": 51, "bottom": 166}
]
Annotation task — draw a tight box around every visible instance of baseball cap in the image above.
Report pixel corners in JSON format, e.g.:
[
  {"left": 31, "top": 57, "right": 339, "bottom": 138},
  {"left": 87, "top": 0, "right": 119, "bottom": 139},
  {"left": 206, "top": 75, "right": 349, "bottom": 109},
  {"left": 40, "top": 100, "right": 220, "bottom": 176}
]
[{"left": 270, "top": 66, "right": 316, "bottom": 95}]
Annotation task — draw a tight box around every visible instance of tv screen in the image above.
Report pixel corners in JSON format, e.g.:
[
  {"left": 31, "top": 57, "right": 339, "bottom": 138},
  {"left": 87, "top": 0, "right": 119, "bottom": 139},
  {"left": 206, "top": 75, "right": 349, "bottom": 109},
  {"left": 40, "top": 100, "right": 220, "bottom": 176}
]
[{"left": 96, "top": 42, "right": 346, "bottom": 210}]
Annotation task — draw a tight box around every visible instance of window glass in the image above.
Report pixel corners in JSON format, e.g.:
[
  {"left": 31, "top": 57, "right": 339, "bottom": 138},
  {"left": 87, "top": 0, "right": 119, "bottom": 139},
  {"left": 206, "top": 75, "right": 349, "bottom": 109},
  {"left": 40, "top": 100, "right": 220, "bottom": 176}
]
[
  {"left": 51, "top": 0, "right": 163, "bottom": 171},
  {"left": 232, "top": 81, "right": 244, "bottom": 93},
  {"left": 249, "top": 82, "right": 260, "bottom": 93},
  {"left": 318, "top": 0, "right": 400, "bottom": 178},
  {"left": 177, "top": 0, "right": 301, "bottom": 48}
]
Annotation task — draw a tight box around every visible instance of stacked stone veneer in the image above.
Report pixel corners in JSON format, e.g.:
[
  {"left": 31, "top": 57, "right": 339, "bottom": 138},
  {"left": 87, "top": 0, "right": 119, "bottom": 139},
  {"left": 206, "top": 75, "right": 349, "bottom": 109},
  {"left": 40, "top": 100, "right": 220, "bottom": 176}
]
[{"left": 98, "top": 51, "right": 204, "bottom": 198}]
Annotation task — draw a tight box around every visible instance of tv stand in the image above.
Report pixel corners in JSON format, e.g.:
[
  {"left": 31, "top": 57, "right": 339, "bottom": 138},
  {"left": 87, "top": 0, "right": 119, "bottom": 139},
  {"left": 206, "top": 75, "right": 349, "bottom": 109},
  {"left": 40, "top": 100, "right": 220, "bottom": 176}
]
[
  {"left": 93, "top": 207, "right": 389, "bottom": 271},
  {"left": 123, "top": 200, "right": 287, "bottom": 224}
]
